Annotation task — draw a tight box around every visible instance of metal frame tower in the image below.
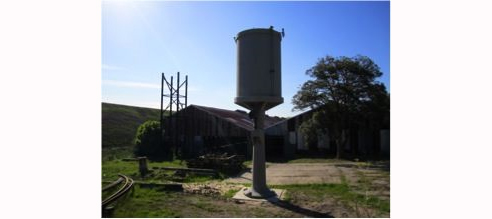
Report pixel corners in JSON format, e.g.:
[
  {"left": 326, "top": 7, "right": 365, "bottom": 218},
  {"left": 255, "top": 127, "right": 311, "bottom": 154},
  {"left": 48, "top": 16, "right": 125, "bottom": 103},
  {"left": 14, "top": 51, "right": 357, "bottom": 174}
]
[{"left": 160, "top": 72, "right": 188, "bottom": 156}]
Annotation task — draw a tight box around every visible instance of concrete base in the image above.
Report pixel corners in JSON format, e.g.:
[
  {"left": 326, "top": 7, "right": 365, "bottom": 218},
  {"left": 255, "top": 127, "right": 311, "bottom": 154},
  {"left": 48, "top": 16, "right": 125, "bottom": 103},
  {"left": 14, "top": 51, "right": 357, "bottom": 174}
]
[
  {"left": 243, "top": 187, "right": 276, "bottom": 199},
  {"left": 232, "top": 187, "right": 286, "bottom": 202}
]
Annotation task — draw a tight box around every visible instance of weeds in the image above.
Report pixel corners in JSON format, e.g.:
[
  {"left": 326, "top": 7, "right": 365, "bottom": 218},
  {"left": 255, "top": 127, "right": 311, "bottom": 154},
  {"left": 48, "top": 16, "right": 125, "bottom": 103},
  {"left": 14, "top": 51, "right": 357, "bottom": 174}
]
[
  {"left": 113, "top": 186, "right": 181, "bottom": 217},
  {"left": 287, "top": 158, "right": 342, "bottom": 164},
  {"left": 272, "top": 182, "right": 389, "bottom": 216},
  {"left": 102, "top": 159, "right": 220, "bottom": 184},
  {"left": 223, "top": 189, "right": 239, "bottom": 198}
]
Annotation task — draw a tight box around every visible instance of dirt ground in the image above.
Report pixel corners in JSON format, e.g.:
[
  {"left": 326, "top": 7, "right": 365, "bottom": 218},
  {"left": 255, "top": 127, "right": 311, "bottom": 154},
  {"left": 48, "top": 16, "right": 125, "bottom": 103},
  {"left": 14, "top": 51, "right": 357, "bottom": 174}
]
[
  {"left": 179, "top": 182, "right": 356, "bottom": 218},
  {"left": 226, "top": 162, "right": 389, "bottom": 188},
  {"left": 112, "top": 161, "right": 390, "bottom": 217},
  {"left": 187, "top": 161, "right": 390, "bottom": 217}
]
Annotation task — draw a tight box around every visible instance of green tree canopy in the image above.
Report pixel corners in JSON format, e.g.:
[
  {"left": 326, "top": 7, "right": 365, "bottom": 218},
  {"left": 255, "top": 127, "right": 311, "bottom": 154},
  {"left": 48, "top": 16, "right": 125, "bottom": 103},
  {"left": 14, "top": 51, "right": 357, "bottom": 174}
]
[
  {"left": 134, "top": 120, "right": 168, "bottom": 160},
  {"left": 292, "top": 55, "right": 389, "bottom": 159}
]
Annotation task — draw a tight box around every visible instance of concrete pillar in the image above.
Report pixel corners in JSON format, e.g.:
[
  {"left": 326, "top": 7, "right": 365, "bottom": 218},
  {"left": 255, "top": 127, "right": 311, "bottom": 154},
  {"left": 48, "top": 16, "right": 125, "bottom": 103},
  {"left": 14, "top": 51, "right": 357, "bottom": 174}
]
[{"left": 244, "top": 107, "right": 274, "bottom": 198}]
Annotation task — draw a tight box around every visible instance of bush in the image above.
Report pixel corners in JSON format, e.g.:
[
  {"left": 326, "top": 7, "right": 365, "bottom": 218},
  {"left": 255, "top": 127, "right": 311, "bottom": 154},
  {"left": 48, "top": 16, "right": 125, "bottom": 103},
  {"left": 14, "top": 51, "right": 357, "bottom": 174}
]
[{"left": 134, "top": 120, "right": 169, "bottom": 160}]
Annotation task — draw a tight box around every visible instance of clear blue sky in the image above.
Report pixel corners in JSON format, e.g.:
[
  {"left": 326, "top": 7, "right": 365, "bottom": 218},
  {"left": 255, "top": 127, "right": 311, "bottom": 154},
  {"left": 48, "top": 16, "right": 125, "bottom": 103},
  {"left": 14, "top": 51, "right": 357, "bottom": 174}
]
[{"left": 102, "top": 1, "right": 390, "bottom": 117}]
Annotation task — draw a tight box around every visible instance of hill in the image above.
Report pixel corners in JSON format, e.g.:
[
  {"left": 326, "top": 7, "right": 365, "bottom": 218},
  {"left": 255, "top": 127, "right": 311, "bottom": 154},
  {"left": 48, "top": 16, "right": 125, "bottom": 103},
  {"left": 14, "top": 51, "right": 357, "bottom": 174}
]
[{"left": 102, "top": 102, "right": 161, "bottom": 148}]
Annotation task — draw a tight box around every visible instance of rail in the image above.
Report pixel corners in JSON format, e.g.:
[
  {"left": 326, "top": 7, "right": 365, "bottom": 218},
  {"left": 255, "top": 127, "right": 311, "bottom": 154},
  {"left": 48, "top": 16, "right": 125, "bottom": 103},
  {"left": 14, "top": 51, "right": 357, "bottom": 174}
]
[
  {"left": 102, "top": 174, "right": 134, "bottom": 208},
  {"left": 102, "top": 177, "right": 123, "bottom": 192}
]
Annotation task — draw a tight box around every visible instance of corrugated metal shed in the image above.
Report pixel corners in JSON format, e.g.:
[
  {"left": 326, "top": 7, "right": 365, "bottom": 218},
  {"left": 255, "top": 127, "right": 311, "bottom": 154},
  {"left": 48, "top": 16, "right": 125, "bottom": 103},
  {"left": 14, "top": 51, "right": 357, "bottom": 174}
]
[
  {"left": 163, "top": 105, "right": 284, "bottom": 158},
  {"left": 192, "top": 105, "right": 282, "bottom": 131}
]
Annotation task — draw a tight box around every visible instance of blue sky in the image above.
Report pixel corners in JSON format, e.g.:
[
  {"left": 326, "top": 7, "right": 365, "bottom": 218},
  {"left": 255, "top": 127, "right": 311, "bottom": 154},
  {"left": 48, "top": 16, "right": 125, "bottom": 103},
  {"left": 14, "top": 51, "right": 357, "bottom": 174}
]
[{"left": 102, "top": 1, "right": 390, "bottom": 117}]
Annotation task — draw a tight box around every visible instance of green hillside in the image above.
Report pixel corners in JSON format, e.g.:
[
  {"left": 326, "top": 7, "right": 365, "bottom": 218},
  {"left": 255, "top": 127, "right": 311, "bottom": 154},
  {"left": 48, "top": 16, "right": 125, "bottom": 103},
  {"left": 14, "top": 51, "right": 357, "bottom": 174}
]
[{"left": 102, "top": 102, "right": 161, "bottom": 148}]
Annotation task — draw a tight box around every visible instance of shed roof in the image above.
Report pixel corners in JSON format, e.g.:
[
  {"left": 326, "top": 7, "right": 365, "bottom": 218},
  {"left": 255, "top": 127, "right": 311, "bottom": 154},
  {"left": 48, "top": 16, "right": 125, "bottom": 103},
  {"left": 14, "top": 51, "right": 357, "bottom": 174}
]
[{"left": 189, "top": 105, "right": 284, "bottom": 131}]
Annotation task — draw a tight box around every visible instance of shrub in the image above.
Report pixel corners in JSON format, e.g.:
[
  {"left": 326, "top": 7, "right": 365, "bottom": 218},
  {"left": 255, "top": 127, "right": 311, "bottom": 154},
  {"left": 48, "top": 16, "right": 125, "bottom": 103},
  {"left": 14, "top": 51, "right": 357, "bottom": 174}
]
[{"left": 134, "top": 120, "right": 169, "bottom": 160}]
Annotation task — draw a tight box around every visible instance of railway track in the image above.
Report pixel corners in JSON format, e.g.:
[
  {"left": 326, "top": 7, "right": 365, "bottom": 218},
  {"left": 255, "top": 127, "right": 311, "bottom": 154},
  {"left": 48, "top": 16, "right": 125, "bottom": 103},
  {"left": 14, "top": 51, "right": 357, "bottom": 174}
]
[
  {"left": 102, "top": 174, "right": 134, "bottom": 209},
  {"left": 102, "top": 177, "right": 123, "bottom": 192}
]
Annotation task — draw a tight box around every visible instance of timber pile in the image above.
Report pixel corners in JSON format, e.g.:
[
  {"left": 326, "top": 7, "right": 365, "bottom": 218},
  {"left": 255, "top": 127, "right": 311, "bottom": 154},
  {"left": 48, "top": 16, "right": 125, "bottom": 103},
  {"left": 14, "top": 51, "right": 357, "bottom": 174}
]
[
  {"left": 187, "top": 153, "right": 245, "bottom": 174},
  {"left": 156, "top": 166, "right": 219, "bottom": 177}
]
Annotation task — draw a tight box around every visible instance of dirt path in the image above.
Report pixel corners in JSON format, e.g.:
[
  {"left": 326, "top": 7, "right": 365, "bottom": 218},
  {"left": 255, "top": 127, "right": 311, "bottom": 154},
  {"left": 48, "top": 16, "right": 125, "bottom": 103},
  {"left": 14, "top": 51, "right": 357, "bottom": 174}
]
[{"left": 225, "top": 162, "right": 388, "bottom": 186}]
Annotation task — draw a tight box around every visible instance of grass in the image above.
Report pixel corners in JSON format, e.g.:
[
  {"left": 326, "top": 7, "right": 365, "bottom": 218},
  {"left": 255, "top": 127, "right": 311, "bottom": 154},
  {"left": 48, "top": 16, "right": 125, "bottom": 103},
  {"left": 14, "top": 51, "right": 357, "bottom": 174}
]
[
  {"left": 287, "top": 158, "right": 345, "bottom": 164},
  {"left": 102, "top": 160, "right": 138, "bottom": 180},
  {"left": 242, "top": 160, "right": 271, "bottom": 168},
  {"left": 112, "top": 186, "right": 182, "bottom": 217},
  {"left": 102, "top": 158, "right": 228, "bottom": 185},
  {"left": 337, "top": 165, "right": 389, "bottom": 216},
  {"left": 102, "top": 146, "right": 134, "bottom": 162},
  {"left": 272, "top": 183, "right": 390, "bottom": 216},
  {"left": 104, "top": 156, "right": 389, "bottom": 217},
  {"left": 242, "top": 160, "right": 252, "bottom": 166},
  {"left": 102, "top": 159, "right": 187, "bottom": 181},
  {"left": 113, "top": 186, "right": 234, "bottom": 217},
  {"left": 111, "top": 185, "right": 294, "bottom": 218},
  {"left": 150, "top": 159, "right": 187, "bottom": 168},
  {"left": 223, "top": 188, "right": 240, "bottom": 198},
  {"left": 109, "top": 181, "right": 389, "bottom": 217},
  {"left": 355, "top": 161, "right": 372, "bottom": 168},
  {"left": 352, "top": 169, "right": 390, "bottom": 211},
  {"left": 225, "top": 182, "right": 252, "bottom": 188},
  {"left": 102, "top": 102, "right": 163, "bottom": 149},
  {"left": 107, "top": 173, "right": 389, "bottom": 217},
  {"left": 282, "top": 190, "right": 292, "bottom": 202}
]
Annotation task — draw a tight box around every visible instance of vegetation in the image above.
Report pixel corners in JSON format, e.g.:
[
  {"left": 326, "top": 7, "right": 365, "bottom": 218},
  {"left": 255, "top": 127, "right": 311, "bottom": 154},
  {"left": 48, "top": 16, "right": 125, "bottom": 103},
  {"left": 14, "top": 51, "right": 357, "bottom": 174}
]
[
  {"left": 273, "top": 183, "right": 389, "bottom": 217},
  {"left": 111, "top": 186, "right": 288, "bottom": 218},
  {"left": 286, "top": 158, "right": 346, "bottom": 164},
  {"left": 223, "top": 188, "right": 240, "bottom": 198},
  {"left": 101, "top": 158, "right": 227, "bottom": 185},
  {"left": 112, "top": 187, "right": 212, "bottom": 217},
  {"left": 108, "top": 180, "right": 388, "bottom": 217},
  {"left": 102, "top": 102, "right": 161, "bottom": 148},
  {"left": 134, "top": 120, "right": 170, "bottom": 160},
  {"left": 297, "top": 118, "right": 319, "bottom": 152},
  {"left": 242, "top": 160, "right": 252, "bottom": 166},
  {"left": 292, "top": 55, "right": 390, "bottom": 159},
  {"left": 112, "top": 187, "right": 182, "bottom": 217},
  {"left": 103, "top": 158, "right": 389, "bottom": 217},
  {"left": 102, "top": 159, "right": 187, "bottom": 181},
  {"left": 102, "top": 160, "right": 139, "bottom": 180},
  {"left": 101, "top": 101, "right": 390, "bottom": 217},
  {"left": 102, "top": 146, "right": 134, "bottom": 162}
]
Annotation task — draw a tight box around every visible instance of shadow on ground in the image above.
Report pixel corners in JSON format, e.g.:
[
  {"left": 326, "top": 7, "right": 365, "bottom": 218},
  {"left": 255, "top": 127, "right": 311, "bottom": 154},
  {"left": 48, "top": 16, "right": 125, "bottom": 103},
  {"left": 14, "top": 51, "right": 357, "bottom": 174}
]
[{"left": 269, "top": 200, "right": 334, "bottom": 218}]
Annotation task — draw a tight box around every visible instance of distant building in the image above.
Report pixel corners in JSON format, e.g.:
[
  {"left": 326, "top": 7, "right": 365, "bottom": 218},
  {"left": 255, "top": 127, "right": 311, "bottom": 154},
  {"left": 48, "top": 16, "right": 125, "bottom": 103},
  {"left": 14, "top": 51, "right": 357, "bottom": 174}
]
[
  {"left": 265, "top": 108, "right": 390, "bottom": 159},
  {"left": 265, "top": 110, "right": 315, "bottom": 159},
  {"left": 165, "top": 105, "right": 389, "bottom": 160},
  {"left": 163, "top": 105, "right": 283, "bottom": 158}
]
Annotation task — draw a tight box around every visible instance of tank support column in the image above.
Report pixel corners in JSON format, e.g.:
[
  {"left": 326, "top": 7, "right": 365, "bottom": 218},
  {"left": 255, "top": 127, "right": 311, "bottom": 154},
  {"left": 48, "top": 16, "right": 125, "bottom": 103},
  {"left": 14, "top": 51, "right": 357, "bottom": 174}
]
[{"left": 245, "top": 106, "right": 275, "bottom": 198}]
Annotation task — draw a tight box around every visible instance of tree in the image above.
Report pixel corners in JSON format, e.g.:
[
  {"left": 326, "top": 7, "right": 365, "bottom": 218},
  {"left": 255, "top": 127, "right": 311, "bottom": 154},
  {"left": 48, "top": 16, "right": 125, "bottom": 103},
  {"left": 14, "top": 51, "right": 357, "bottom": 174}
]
[
  {"left": 292, "top": 55, "right": 389, "bottom": 159},
  {"left": 298, "top": 117, "right": 319, "bottom": 152},
  {"left": 134, "top": 120, "right": 168, "bottom": 160}
]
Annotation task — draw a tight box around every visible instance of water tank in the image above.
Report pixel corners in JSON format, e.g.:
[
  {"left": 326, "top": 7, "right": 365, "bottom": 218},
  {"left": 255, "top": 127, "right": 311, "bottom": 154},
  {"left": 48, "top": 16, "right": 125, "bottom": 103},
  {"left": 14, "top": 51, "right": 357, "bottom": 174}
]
[{"left": 234, "top": 27, "right": 284, "bottom": 110}]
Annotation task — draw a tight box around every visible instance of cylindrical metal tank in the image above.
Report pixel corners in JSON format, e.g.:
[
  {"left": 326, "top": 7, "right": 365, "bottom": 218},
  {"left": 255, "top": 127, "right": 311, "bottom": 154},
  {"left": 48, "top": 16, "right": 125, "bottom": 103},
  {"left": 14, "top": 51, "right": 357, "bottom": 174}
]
[{"left": 234, "top": 28, "right": 284, "bottom": 110}]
